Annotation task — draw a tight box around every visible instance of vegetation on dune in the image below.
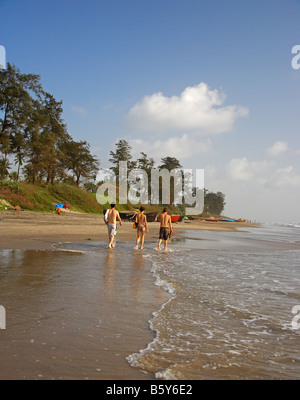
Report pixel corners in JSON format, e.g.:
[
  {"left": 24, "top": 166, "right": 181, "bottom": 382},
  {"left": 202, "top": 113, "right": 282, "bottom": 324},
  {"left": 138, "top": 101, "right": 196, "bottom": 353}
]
[
  {"left": 0, "top": 64, "right": 226, "bottom": 217},
  {"left": 0, "top": 180, "right": 103, "bottom": 213}
]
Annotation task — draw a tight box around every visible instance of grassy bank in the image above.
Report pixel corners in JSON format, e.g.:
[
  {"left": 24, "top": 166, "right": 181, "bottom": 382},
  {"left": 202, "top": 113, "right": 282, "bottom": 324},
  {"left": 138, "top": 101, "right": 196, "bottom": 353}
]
[
  {"left": 0, "top": 181, "right": 185, "bottom": 215},
  {"left": 0, "top": 181, "right": 103, "bottom": 213}
]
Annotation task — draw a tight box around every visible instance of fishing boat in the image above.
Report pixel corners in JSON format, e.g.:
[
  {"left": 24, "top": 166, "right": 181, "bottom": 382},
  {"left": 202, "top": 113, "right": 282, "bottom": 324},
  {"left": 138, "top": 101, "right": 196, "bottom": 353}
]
[
  {"left": 234, "top": 219, "right": 246, "bottom": 222},
  {"left": 171, "top": 214, "right": 181, "bottom": 223},
  {"left": 145, "top": 211, "right": 158, "bottom": 222},
  {"left": 219, "top": 218, "right": 235, "bottom": 222},
  {"left": 187, "top": 216, "right": 220, "bottom": 222},
  {"left": 119, "top": 211, "right": 137, "bottom": 220}
]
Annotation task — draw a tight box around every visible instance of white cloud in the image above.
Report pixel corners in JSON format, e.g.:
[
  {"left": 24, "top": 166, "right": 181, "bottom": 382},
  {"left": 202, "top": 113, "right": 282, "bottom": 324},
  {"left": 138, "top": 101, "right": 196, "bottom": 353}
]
[
  {"left": 266, "top": 141, "right": 288, "bottom": 156},
  {"left": 227, "top": 156, "right": 300, "bottom": 190},
  {"left": 71, "top": 105, "right": 88, "bottom": 115},
  {"left": 126, "top": 82, "right": 248, "bottom": 135},
  {"left": 227, "top": 157, "right": 273, "bottom": 183},
  {"left": 273, "top": 166, "right": 300, "bottom": 187},
  {"left": 227, "top": 157, "right": 252, "bottom": 180},
  {"left": 131, "top": 134, "right": 212, "bottom": 161}
]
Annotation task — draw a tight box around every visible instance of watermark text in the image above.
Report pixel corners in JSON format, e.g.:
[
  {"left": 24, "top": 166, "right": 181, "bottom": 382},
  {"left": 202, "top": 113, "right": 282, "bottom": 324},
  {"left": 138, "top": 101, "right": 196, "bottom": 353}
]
[
  {"left": 0, "top": 45, "right": 6, "bottom": 70},
  {"left": 96, "top": 162, "right": 204, "bottom": 214},
  {"left": 291, "top": 45, "right": 300, "bottom": 70},
  {"left": 0, "top": 305, "right": 6, "bottom": 329},
  {"left": 291, "top": 305, "right": 300, "bottom": 330}
]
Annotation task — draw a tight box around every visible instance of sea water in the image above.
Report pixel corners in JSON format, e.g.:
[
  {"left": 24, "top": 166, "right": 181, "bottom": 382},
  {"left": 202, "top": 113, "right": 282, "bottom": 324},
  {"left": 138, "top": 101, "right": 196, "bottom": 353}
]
[
  {"left": 0, "top": 244, "right": 168, "bottom": 379},
  {"left": 127, "top": 224, "right": 300, "bottom": 379},
  {"left": 1, "top": 224, "right": 300, "bottom": 380}
]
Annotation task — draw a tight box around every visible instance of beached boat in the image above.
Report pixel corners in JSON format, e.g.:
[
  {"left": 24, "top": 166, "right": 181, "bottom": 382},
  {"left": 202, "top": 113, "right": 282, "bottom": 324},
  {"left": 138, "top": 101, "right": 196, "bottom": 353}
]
[
  {"left": 171, "top": 215, "right": 181, "bottom": 223},
  {"left": 119, "top": 211, "right": 136, "bottom": 220},
  {"left": 145, "top": 211, "right": 158, "bottom": 222},
  {"left": 219, "top": 218, "right": 235, "bottom": 222},
  {"left": 187, "top": 216, "right": 220, "bottom": 221},
  {"left": 234, "top": 219, "right": 246, "bottom": 222}
]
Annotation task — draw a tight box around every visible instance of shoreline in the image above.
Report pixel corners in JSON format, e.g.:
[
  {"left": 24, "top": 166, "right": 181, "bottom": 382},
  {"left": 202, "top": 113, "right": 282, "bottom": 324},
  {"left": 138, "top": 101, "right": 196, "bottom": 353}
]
[
  {"left": 3, "top": 213, "right": 297, "bottom": 380},
  {"left": 0, "top": 244, "right": 170, "bottom": 380},
  {"left": 0, "top": 210, "right": 260, "bottom": 250}
]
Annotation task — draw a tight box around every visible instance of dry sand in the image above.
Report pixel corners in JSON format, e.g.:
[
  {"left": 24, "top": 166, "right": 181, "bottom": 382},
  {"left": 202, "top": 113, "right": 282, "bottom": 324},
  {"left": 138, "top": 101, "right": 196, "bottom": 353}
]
[{"left": 0, "top": 210, "right": 259, "bottom": 250}]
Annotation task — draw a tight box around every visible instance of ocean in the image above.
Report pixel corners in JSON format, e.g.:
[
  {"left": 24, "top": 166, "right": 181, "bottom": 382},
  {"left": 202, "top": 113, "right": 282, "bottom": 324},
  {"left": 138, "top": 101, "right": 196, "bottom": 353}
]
[
  {"left": 127, "top": 224, "right": 300, "bottom": 379},
  {"left": 0, "top": 224, "right": 300, "bottom": 380}
]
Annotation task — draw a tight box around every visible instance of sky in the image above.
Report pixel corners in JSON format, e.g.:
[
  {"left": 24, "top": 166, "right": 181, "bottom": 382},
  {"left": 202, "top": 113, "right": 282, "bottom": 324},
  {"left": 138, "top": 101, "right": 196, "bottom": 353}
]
[{"left": 1, "top": 0, "right": 300, "bottom": 222}]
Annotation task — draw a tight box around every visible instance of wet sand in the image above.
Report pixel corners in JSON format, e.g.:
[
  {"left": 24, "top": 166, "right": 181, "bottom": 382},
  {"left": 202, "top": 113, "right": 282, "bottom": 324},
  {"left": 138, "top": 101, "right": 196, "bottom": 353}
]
[
  {"left": 0, "top": 211, "right": 260, "bottom": 380},
  {"left": 0, "top": 246, "right": 171, "bottom": 380},
  {"left": 0, "top": 210, "right": 259, "bottom": 250}
]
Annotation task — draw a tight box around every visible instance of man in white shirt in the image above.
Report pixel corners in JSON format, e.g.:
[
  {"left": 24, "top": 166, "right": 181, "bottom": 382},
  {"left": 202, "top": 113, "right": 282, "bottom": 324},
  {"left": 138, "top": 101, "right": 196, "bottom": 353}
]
[{"left": 104, "top": 203, "right": 122, "bottom": 249}]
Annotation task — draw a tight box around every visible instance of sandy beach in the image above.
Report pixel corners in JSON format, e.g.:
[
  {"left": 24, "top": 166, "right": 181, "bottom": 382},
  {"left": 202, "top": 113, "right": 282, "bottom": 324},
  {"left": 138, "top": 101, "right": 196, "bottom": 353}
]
[
  {"left": 1, "top": 212, "right": 299, "bottom": 380},
  {"left": 0, "top": 210, "right": 258, "bottom": 250},
  {"left": 0, "top": 210, "right": 263, "bottom": 380}
]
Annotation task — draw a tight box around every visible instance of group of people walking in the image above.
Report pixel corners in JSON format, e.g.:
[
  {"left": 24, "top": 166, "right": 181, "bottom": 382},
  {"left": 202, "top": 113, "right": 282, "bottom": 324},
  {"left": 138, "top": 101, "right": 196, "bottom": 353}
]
[{"left": 104, "top": 203, "right": 173, "bottom": 250}]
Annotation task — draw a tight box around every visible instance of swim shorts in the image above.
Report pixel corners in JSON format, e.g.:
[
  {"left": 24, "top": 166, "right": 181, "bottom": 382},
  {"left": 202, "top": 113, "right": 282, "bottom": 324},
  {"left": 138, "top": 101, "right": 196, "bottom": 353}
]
[
  {"left": 107, "top": 223, "right": 117, "bottom": 237},
  {"left": 159, "top": 227, "right": 169, "bottom": 241}
]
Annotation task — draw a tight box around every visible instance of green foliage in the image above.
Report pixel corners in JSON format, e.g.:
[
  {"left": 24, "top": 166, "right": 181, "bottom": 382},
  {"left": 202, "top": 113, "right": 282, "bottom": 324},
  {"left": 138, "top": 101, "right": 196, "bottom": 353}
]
[
  {"left": 60, "top": 140, "right": 99, "bottom": 186},
  {"left": 159, "top": 156, "right": 182, "bottom": 171},
  {"left": 0, "top": 63, "right": 100, "bottom": 186},
  {"left": 0, "top": 159, "right": 10, "bottom": 180},
  {"left": 0, "top": 181, "right": 103, "bottom": 213},
  {"left": 0, "top": 179, "right": 23, "bottom": 193},
  {"left": 0, "top": 61, "right": 227, "bottom": 216},
  {"left": 109, "top": 139, "right": 136, "bottom": 179},
  {"left": 204, "top": 190, "right": 226, "bottom": 215},
  {"left": 137, "top": 152, "right": 155, "bottom": 172}
]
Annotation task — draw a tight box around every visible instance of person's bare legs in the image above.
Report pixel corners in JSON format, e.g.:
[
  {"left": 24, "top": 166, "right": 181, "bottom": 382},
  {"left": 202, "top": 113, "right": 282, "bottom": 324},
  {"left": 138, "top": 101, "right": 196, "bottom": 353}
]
[
  {"left": 108, "top": 235, "right": 114, "bottom": 249},
  {"left": 164, "top": 239, "right": 168, "bottom": 250},
  {"left": 157, "top": 239, "right": 162, "bottom": 250},
  {"left": 140, "top": 231, "right": 145, "bottom": 249},
  {"left": 135, "top": 231, "right": 141, "bottom": 249}
]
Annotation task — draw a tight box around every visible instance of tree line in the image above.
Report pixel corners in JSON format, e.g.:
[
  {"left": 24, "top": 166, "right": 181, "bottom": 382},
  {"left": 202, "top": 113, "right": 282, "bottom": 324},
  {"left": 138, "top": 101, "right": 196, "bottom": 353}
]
[
  {"left": 0, "top": 64, "right": 225, "bottom": 215},
  {"left": 0, "top": 63, "right": 99, "bottom": 185},
  {"left": 107, "top": 139, "right": 226, "bottom": 215}
]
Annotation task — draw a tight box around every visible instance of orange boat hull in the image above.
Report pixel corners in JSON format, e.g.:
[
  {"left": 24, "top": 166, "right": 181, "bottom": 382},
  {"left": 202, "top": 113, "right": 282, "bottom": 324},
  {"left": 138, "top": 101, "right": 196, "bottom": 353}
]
[{"left": 171, "top": 215, "right": 181, "bottom": 223}]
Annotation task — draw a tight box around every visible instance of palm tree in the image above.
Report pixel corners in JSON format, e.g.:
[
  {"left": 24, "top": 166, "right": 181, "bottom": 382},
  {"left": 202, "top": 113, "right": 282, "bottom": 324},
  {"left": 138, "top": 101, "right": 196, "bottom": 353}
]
[{"left": 0, "top": 158, "right": 10, "bottom": 180}]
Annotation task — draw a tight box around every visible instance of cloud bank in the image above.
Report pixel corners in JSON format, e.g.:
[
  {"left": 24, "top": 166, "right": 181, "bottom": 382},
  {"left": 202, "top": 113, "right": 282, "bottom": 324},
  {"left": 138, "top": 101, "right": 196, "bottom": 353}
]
[
  {"left": 131, "top": 135, "right": 211, "bottom": 161},
  {"left": 227, "top": 157, "right": 273, "bottom": 183},
  {"left": 227, "top": 155, "right": 300, "bottom": 188},
  {"left": 126, "top": 82, "right": 249, "bottom": 135},
  {"left": 266, "top": 141, "right": 288, "bottom": 156}
]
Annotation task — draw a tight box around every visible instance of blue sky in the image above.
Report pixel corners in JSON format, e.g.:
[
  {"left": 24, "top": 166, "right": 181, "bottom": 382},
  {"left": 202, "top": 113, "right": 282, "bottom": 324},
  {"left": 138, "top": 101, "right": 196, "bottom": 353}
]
[{"left": 1, "top": 0, "right": 300, "bottom": 222}]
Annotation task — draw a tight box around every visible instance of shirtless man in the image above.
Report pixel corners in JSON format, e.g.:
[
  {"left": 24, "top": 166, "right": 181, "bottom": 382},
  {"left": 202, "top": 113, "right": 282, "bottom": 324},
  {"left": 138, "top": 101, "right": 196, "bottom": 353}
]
[
  {"left": 104, "top": 203, "right": 122, "bottom": 249},
  {"left": 157, "top": 208, "right": 173, "bottom": 250},
  {"left": 134, "top": 206, "right": 148, "bottom": 250}
]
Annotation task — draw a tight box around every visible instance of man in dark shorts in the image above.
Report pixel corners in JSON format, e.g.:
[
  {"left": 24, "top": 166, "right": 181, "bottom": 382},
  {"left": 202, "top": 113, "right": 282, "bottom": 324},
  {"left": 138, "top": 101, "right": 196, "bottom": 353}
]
[{"left": 157, "top": 208, "right": 173, "bottom": 250}]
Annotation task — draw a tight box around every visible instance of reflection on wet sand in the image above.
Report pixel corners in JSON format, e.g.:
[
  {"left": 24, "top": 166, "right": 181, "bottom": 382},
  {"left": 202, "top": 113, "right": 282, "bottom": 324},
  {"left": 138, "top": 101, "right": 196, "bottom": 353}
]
[
  {"left": 131, "top": 252, "right": 147, "bottom": 299},
  {"left": 102, "top": 251, "right": 118, "bottom": 298},
  {"left": 0, "top": 247, "right": 169, "bottom": 380}
]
